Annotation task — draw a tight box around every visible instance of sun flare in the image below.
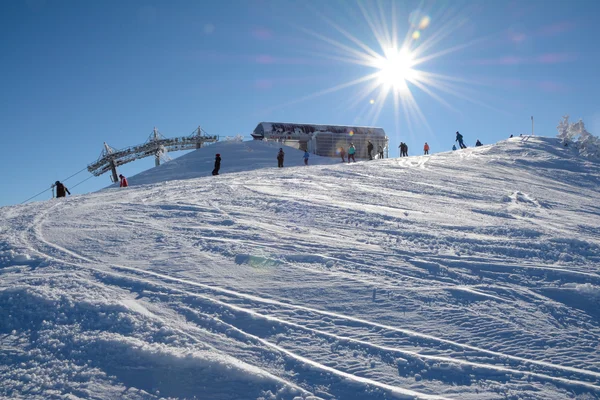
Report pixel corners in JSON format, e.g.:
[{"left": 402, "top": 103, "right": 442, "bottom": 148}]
[
  {"left": 265, "top": 2, "right": 492, "bottom": 134},
  {"left": 374, "top": 48, "right": 418, "bottom": 92}
]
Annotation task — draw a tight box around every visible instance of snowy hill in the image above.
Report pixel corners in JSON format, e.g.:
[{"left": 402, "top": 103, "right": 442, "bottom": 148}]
[
  {"left": 125, "top": 139, "right": 340, "bottom": 186},
  {"left": 1, "top": 136, "right": 600, "bottom": 400}
]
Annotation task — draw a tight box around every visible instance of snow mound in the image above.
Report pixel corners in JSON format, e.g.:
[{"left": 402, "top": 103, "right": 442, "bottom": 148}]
[{"left": 124, "top": 140, "right": 340, "bottom": 187}]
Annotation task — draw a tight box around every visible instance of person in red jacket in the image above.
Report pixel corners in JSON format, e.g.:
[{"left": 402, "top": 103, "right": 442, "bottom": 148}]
[
  {"left": 424, "top": 142, "right": 430, "bottom": 155},
  {"left": 119, "top": 174, "right": 128, "bottom": 187}
]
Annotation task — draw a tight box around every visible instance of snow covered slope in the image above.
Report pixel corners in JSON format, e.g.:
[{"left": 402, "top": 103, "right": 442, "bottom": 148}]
[
  {"left": 1, "top": 136, "right": 600, "bottom": 400},
  {"left": 125, "top": 139, "right": 340, "bottom": 186}
]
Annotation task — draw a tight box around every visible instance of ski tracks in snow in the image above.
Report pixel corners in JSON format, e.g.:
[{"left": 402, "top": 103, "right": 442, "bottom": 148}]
[{"left": 11, "top": 194, "right": 600, "bottom": 399}]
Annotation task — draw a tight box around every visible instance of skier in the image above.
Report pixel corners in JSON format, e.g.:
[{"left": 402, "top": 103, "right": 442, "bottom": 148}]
[
  {"left": 212, "top": 153, "right": 221, "bottom": 175},
  {"left": 339, "top": 147, "right": 346, "bottom": 163},
  {"left": 367, "top": 140, "right": 374, "bottom": 160},
  {"left": 452, "top": 144, "right": 457, "bottom": 151},
  {"left": 54, "top": 181, "right": 70, "bottom": 198},
  {"left": 119, "top": 174, "right": 128, "bottom": 187},
  {"left": 277, "top": 148, "right": 285, "bottom": 168},
  {"left": 402, "top": 143, "right": 408, "bottom": 157},
  {"left": 348, "top": 143, "right": 356, "bottom": 162},
  {"left": 475, "top": 139, "right": 483, "bottom": 147},
  {"left": 455, "top": 131, "right": 467, "bottom": 149},
  {"left": 424, "top": 142, "right": 430, "bottom": 155},
  {"left": 303, "top": 150, "right": 310, "bottom": 165},
  {"left": 398, "top": 142, "right": 404, "bottom": 157},
  {"left": 378, "top": 145, "right": 384, "bottom": 159}
]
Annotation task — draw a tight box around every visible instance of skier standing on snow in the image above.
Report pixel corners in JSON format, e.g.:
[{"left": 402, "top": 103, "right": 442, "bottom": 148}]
[
  {"left": 348, "top": 143, "right": 356, "bottom": 162},
  {"left": 277, "top": 148, "right": 285, "bottom": 168},
  {"left": 455, "top": 131, "right": 467, "bottom": 149},
  {"left": 212, "top": 153, "right": 221, "bottom": 175},
  {"left": 367, "top": 140, "right": 374, "bottom": 160},
  {"left": 303, "top": 150, "right": 310, "bottom": 165},
  {"left": 402, "top": 143, "right": 409, "bottom": 157},
  {"left": 339, "top": 147, "right": 346, "bottom": 163},
  {"left": 119, "top": 174, "right": 128, "bottom": 187},
  {"left": 54, "top": 181, "right": 70, "bottom": 198},
  {"left": 378, "top": 145, "right": 384, "bottom": 159},
  {"left": 424, "top": 142, "right": 430, "bottom": 155}
]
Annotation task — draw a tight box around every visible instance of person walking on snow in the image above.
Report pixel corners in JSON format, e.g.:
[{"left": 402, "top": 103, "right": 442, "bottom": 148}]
[
  {"left": 367, "top": 140, "right": 374, "bottom": 160},
  {"left": 54, "top": 181, "right": 70, "bottom": 198},
  {"left": 339, "top": 147, "right": 346, "bottom": 163},
  {"left": 378, "top": 145, "right": 384, "bottom": 159},
  {"left": 402, "top": 143, "right": 409, "bottom": 157},
  {"left": 455, "top": 131, "right": 467, "bottom": 149},
  {"left": 119, "top": 174, "right": 128, "bottom": 187},
  {"left": 212, "top": 153, "right": 221, "bottom": 175},
  {"left": 303, "top": 150, "right": 310, "bottom": 165},
  {"left": 277, "top": 148, "right": 285, "bottom": 168},
  {"left": 424, "top": 142, "right": 430, "bottom": 155},
  {"left": 348, "top": 143, "right": 356, "bottom": 162}
]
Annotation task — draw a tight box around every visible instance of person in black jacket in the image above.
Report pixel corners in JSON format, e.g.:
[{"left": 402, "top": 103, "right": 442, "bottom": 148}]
[
  {"left": 367, "top": 140, "right": 374, "bottom": 160},
  {"left": 54, "top": 181, "right": 71, "bottom": 198},
  {"left": 212, "top": 154, "right": 221, "bottom": 175}
]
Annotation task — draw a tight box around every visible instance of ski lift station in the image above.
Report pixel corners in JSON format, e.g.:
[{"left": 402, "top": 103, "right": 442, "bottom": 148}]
[{"left": 251, "top": 122, "right": 389, "bottom": 159}]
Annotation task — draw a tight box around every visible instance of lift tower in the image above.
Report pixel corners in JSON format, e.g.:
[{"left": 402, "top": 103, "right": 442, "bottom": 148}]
[{"left": 87, "top": 126, "right": 218, "bottom": 182}]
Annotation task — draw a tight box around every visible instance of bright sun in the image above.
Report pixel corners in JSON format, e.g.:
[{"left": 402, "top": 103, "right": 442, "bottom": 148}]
[{"left": 374, "top": 47, "right": 417, "bottom": 92}]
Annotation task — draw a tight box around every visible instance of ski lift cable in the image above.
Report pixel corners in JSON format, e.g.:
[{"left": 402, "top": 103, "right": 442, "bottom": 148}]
[
  {"left": 69, "top": 173, "right": 96, "bottom": 190},
  {"left": 20, "top": 166, "right": 91, "bottom": 204},
  {"left": 62, "top": 166, "right": 89, "bottom": 183},
  {"left": 20, "top": 188, "right": 53, "bottom": 205}
]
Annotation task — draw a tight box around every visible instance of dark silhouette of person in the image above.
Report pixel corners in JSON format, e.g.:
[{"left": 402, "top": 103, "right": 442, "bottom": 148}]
[
  {"left": 277, "top": 148, "right": 285, "bottom": 167},
  {"left": 212, "top": 154, "right": 221, "bottom": 175},
  {"left": 54, "top": 181, "right": 71, "bottom": 198},
  {"left": 367, "top": 140, "right": 374, "bottom": 160}
]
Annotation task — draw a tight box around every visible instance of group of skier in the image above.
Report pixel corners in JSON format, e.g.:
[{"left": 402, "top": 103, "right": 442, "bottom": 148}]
[
  {"left": 340, "top": 143, "right": 356, "bottom": 162},
  {"left": 276, "top": 148, "right": 311, "bottom": 168},
  {"left": 366, "top": 140, "right": 385, "bottom": 160},
  {"left": 53, "top": 173, "right": 128, "bottom": 199},
  {"left": 56, "top": 131, "right": 483, "bottom": 199}
]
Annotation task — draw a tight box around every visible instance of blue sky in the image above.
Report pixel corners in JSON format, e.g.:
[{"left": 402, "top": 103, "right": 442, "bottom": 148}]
[{"left": 1, "top": 0, "right": 599, "bottom": 207}]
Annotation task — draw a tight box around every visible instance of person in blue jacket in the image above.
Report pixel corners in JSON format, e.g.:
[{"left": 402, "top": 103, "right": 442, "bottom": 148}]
[
  {"left": 452, "top": 144, "right": 457, "bottom": 151},
  {"left": 303, "top": 150, "right": 310, "bottom": 165},
  {"left": 455, "top": 131, "right": 467, "bottom": 149},
  {"left": 348, "top": 143, "right": 356, "bottom": 162}
]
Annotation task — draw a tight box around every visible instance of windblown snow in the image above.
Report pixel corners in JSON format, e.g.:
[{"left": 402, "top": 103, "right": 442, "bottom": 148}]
[{"left": 1, "top": 137, "right": 600, "bottom": 400}]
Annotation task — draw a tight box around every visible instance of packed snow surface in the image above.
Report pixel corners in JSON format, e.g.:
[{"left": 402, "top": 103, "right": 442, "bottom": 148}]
[{"left": 1, "top": 137, "right": 600, "bottom": 399}]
